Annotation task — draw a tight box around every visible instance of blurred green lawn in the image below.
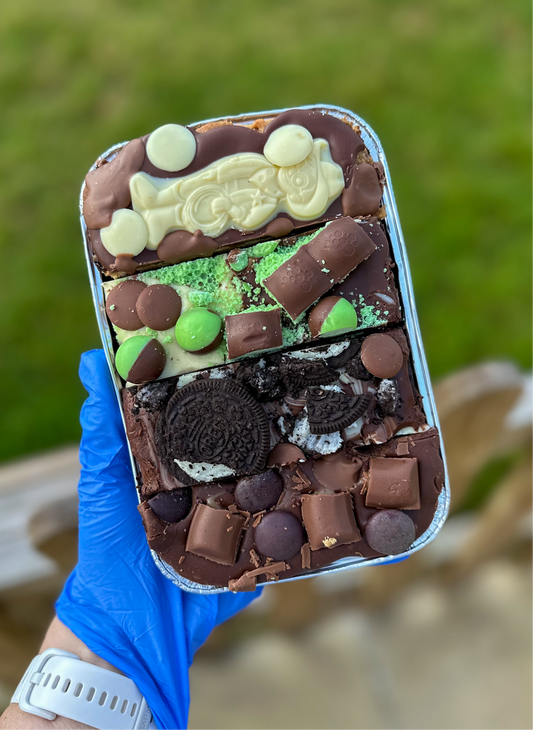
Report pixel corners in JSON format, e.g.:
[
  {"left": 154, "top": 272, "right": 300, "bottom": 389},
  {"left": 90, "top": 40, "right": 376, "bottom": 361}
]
[{"left": 0, "top": 0, "right": 530, "bottom": 462}]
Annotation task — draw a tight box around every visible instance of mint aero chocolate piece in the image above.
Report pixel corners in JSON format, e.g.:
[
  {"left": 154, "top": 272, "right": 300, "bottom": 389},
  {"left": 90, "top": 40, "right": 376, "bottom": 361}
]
[
  {"left": 120, "top": 327, "right": 444, "bottom": 589},
  {"left": 103, "top": 217, "right": 400, "bottom": 384},
  {"left": 83, "top": 109, "right": 385, "bottom": 278}
]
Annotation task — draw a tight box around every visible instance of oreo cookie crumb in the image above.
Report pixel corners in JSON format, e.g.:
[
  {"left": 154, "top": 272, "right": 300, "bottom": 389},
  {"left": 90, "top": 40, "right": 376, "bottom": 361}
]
[
  {"left": 135, "top": 380, "right": 175, "bottom": 413},
  {"left": 376, "top": 378, "right": 400, "bottom": 416}
]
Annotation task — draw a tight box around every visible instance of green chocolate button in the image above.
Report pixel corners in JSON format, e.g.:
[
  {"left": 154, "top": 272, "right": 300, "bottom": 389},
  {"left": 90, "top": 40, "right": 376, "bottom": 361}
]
[
  {"left": 320, "top": 298, "right": 358, "bottom": 335},
  {"left": 175, "top": 308, "right": 222, "bottom": 353}
]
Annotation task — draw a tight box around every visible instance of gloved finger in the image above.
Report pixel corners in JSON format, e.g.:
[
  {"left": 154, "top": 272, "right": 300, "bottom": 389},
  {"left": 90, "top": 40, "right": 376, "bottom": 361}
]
[
  {"left": 215, "top": 587, "right": 264, "bottom": 626},
  {"left": 180, "top": 587, "right": 263, "bottom": 660},
  {"left": 77, "top": 350, "right": 143, "bottom": 551}
]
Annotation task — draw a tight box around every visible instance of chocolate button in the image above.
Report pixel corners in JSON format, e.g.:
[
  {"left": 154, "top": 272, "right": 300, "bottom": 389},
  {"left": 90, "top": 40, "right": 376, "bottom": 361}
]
[
  {"left": 365, "top": 510, "right": 416, "bottom": 555},
  {"left": 235, "top": 471, "right": 283, "bottom": 513},
  {"left": 360, "top": 333, "right": 404, "bottom": 379},
  {"left": 266, "top": 443, "right": 306, "bottom": 468},
  {"left": 136, "top": 284, "right": 182, "bottom": 330},
  {"left": 106, "top": 279, "right": 147, "bottom": 330},
  {"left": 254, "top": 511, "right": 304, "bottom": 561},
  {"left": 148, "top": 488, "right": 192, "bottom": 523}
]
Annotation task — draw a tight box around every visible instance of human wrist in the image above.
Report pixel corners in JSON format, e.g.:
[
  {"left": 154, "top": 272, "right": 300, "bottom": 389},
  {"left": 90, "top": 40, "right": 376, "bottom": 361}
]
[{"left": 39, "top": 617, "right": 122, "bottom": 676}]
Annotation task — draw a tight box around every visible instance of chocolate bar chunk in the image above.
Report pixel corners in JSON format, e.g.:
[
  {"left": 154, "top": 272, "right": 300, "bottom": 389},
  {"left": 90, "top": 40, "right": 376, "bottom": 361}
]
[
  {"left": 84, "top": 109, "right": 385, "bottom": 277},
  {"left": 262, "top": 247, "right": 332, "bottom": 321},
  {"left": 301, "top": 492, "right": 361, "bottom": 551},
  {"left": 365, "top": 457, "right": 421, "bottom": 510},
  {"left": 225, "top": 309, "right": 283, "bottom": 359},
  {"left": 185, "top": 504, "right": 245, "bottom": 565}
]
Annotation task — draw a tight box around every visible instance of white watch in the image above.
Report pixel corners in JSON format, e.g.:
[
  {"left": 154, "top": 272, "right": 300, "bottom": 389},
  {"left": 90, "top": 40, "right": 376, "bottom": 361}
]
[{"left": 11, "top": 648, "right": 156, "bottom": 729}]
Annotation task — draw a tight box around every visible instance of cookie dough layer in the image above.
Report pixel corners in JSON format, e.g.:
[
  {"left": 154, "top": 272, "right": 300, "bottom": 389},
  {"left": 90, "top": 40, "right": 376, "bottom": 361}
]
[{"left": 84, "top": 109, "right": 385, "bottom": 277}]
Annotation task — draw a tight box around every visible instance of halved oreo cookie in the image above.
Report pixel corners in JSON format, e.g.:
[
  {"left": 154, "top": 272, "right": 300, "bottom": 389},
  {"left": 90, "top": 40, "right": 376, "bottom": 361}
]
[
  {"left": 279, "top": 357, "right": 338, "bottom": 396},
  {"left": 306, "top": 388, "right": 371, "bottom": 434},
  {"left": 161, "top": 379, "right": 271, "bottom": 482}
]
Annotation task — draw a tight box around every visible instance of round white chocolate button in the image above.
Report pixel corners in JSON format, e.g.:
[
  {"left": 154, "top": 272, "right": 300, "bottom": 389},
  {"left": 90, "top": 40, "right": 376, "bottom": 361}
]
[
  {"left": 100, "top": 209, "right": 148, "bottom": 257},
  {"left": 146, "top": 124, "right": 197, "bottom": 172},
  {"left": 263, "top": 124, "right": 314, "bottom": 167}
]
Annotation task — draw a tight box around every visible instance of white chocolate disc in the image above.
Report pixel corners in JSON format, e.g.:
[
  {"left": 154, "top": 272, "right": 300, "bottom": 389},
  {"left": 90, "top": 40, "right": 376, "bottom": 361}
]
[
  {"left": 100, "top": 209, "right": 148, "bottom": 257},
  {"left": 263, "top": 124, "right": 314, "bottom": 167},
  {"left": 146, "top": 124, "right": 197, "bottom": 172}
]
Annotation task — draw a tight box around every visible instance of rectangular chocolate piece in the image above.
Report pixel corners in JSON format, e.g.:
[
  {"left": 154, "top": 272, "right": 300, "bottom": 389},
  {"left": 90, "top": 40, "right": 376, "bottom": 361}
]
[
  {"left": 83, "top": 109, "right": 385, "bottom": 278},
  {"left": 301, "top": 492, "right": 361, "bottom": 551},
  {"left": 185, "top": 504, "right": 245, "bottom": 566},
  {"left": 365, "top": 457, "right": 421, "bottom": 510},
  {"left": 262, "top": 247, "right": 332, "bottom": 320},
  {"left": 225, "top": 309, "right": 283, "bottom": 359},
  {"left": 103, "top": 218, "right": 400, "bottom": 383}
]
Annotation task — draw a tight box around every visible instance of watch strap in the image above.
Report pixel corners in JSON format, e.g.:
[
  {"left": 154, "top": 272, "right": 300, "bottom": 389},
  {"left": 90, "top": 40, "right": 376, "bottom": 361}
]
[{"left": 12, "top": 649, "right": 155, "bottom": 729}]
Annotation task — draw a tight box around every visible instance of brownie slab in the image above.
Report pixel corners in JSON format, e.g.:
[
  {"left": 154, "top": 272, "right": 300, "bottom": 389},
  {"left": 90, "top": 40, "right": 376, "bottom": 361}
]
[
  {"left": 83, "top": 109, "right": 386, "bottom": 277},
  {"left": 103, "top": 218, "right": 400, "bottom": 384}
]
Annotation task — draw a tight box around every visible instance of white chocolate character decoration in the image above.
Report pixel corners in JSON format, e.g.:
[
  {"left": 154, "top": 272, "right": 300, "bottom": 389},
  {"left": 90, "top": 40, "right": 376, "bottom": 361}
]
[{"left": 125, "top": 124, "right": 344, "bottom": 250}]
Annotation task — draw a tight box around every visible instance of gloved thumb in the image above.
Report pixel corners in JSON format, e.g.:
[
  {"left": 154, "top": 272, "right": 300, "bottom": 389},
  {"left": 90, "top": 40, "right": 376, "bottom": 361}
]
[{"left": 77, "top": 349, "right": 141, "bottom": 543}]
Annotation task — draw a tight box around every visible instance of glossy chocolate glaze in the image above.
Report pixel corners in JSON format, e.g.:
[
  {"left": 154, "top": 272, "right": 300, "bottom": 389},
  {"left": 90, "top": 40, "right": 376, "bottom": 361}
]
[
  {"left": 86, "top": 109, "right": 384, "bottom": 276},
  {"left": 138, "top": 428, "right": 443, "bottom": 588}
]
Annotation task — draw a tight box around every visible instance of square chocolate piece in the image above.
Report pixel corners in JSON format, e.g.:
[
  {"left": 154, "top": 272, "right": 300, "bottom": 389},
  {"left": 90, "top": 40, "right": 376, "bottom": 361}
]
[
  {"left": 185, "top": 504, "right": 245, "bottom": 565},
  {"left": 262, "top": 247, "right": 331, "bottom": 320},
  {"left": 225, "top": 309, "right": 283, "bottom": 359},
  {"left": 365, "top": 457, "right": 420, "bottom": 510},
  {"left": 305, "top": 217, "right": 376, "bottom": 284},
  {"left": 301, "top": 492, "right": 361, "bottom": 551}
]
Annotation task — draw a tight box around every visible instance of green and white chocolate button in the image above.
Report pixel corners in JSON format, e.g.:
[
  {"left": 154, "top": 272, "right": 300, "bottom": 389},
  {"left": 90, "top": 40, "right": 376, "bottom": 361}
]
[
  {"left": 175, "top": 308, "right": 223, "bottom": 354},
  {"left": 308, "top": 296, "right": 358, "bottom": 338},
  {"left": 115, "top": 335, "right": 166, "bottom": 384}
]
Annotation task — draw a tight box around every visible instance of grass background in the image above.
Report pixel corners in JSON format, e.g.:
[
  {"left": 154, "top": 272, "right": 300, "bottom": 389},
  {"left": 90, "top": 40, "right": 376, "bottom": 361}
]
[{"left": 0, "top": 0, "right": 530, "bottom": 462}]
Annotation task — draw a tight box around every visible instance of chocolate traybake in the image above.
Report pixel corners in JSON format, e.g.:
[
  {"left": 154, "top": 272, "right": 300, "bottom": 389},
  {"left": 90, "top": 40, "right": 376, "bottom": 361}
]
[{"left": 81, "top": 105, "right": 449, "bottom": 592}]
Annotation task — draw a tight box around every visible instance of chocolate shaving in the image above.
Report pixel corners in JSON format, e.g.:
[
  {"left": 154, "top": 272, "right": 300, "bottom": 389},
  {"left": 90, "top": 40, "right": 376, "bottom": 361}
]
[
  {"left": 228, "top": 561, "right": 288, "bottom": 592},
  {"left": 301, "top": 543, "right": 311, "bottom": 570},
  {"left": 252, "top": 511, "right": 266, "bottom": 528},
  {"left": 249, "top": 549, "right": 261, "bottom": 568}
]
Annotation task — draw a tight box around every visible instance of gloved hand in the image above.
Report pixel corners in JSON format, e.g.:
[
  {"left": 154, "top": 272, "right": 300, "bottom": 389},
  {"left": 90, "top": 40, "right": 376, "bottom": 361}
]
[{"left": 55, "top": 350, "right": 261, "bottom": 730}]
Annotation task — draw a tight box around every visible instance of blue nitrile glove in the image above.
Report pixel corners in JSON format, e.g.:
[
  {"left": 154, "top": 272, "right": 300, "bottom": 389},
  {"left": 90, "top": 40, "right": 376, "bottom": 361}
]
[{"left": 55, "top": 350, "right": 262, "bottom": 730}]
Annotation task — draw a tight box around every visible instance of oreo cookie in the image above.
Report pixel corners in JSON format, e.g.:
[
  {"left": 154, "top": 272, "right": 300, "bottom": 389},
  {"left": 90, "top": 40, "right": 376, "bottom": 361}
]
[
  {"left": 306, "top": 388, "right": 372, "bottom": 434},
  {"left": 279, "top": 357, "right": 338, "bottom": 396},
  {"left": 160, "top": 379, "right": 271, "bottom": 483}
]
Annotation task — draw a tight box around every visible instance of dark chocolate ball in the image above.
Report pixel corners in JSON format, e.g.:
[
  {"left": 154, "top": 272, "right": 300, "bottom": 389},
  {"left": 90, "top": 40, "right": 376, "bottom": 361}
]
[
  {"left": 365, "top": 509, "right": 416, "bottom": 555},
  {"left": 136, "top": 284, "right": 182, "bottom": 330},
  {"left": 254, "top": 511, "right": 304, "bottom": 561},
  {"left": 106, "top": 279, "right": 147, "bottom": 330},
  {"left": 148, "top": 488, "right": 192, "bottom": 523},
  {"left": 234, "top": 471, "right": 283, "bottom": 513}
]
